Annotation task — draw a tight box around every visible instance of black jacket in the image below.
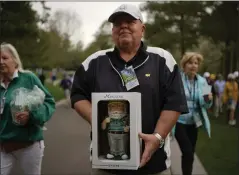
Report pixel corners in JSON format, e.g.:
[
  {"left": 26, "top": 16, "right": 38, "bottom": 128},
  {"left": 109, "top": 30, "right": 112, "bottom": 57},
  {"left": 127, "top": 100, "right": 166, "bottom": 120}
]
[{"left": 71, "top": 43, "right": 188, "bottom": 174}]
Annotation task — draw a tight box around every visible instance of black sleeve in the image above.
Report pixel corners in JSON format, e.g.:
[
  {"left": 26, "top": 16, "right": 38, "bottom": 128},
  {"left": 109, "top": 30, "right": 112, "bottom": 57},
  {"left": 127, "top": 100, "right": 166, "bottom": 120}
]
[
  {"left": 70, "top": 62, "right": 94, "bottom": 108},
  {"left": 161, "top": 56, "right": 188, "bottom": 114}
]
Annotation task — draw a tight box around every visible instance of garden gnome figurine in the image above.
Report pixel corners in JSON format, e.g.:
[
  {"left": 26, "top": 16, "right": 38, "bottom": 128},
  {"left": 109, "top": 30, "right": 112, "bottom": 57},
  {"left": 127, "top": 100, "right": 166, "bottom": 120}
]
[{"left": 101, "top": 101, "right": 129, "bottom": 160}]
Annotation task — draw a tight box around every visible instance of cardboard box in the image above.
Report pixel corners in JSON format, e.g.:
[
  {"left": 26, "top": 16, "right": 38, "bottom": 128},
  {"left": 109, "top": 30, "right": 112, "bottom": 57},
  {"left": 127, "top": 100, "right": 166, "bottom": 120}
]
[{"left": 92, "top": 92, "right": 142, "bottom": 170}]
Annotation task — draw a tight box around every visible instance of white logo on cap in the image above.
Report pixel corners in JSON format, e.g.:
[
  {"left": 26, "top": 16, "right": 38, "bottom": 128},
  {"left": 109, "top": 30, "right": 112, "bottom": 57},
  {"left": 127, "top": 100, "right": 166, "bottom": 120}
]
[{"left": 119, "top": 4, "right": 126, "bottom": 10}]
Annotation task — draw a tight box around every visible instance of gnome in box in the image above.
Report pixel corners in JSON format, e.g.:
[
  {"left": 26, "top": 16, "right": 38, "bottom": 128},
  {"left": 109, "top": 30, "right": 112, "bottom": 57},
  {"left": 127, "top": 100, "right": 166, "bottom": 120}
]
[{"left": 101, "top": 101, "right": 130, "bottom": 160}]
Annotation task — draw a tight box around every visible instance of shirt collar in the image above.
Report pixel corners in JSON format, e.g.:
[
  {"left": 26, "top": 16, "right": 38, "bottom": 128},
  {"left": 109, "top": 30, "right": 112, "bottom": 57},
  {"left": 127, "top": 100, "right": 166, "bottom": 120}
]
[
  {"left": 12, "top": 69, "right": 19, "bottom": 79},
  {"left": 183, "top": 72, "right": 198, "bottom": 81},
  {"left": 0, "top": 69, "right": 19, "bottom": 89},
  {"left": 106, "top": 41, "right": 148, "bottom": 71}
]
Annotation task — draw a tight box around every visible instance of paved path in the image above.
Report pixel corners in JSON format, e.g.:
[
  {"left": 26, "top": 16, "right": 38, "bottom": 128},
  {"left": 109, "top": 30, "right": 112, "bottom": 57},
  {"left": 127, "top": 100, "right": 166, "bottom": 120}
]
[
  {"left": 10, "top": 100, "right": 91, "bottom": 175},
  {"left": 10, "top": 100, "right": 207, "bottom": 175},
  {"left": 170, "top": 140, "right": 207, "bottom": 175}
]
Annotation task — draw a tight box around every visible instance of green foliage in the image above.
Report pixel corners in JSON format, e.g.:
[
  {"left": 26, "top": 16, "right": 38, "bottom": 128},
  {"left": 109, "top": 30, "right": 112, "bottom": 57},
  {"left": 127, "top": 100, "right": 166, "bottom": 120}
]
[
  {"left": 141, "top": 1, "right": 239, "bottom": 76},
  {"left": 36, "top": 8, "right": 84, "bottom": 70},
  {"left": 0, "top": 1, "right": 42, "bottom": 68},
  {"left": 200, "top": 1, "right": 239, "bottom": 75},
  {"left": 0, "top": 2, "right": 39, "bottom": 40},
  {"left": 192, "top": 37, "right": 225, "bottom": 74},
  {"left": 200, "top": 2, "right": 238, "bottom": 43},
  {"left": 1, "top": 2, "right": 84, "bottom": 70},
  {"left": 141, "top": 1, "right": 209, "bottom": 56},
  {"left": 45, "top": 82, "right": 64, "bottom": 102},
  {"left": 1, "top": 1, "right": 238, "bottom": 74}
]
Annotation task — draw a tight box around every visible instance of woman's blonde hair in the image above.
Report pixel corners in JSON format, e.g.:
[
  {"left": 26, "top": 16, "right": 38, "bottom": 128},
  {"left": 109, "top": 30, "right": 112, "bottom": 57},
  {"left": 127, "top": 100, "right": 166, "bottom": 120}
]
[
  {"left": 0, "top": 43, "right": 24, "bottom": 72},
  {"left": 180, "top": 52, "right": 204, "bottom": 69}
]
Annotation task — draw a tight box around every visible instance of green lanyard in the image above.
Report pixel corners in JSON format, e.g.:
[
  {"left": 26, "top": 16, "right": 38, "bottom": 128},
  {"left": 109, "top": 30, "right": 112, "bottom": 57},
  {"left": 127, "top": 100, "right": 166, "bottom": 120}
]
[
  {"left": 0, "top": 89, "right": 7, "bottom": 115},
  {"left": 0, "top": 80, "right": 10, "bottom": 115}
]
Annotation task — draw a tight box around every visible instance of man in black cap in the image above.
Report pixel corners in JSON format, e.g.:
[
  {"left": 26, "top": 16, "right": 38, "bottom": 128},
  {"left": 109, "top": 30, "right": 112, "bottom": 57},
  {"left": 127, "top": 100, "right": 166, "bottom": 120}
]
[{"left": 71, "top": 3, "right": 188, "bottom": 175}]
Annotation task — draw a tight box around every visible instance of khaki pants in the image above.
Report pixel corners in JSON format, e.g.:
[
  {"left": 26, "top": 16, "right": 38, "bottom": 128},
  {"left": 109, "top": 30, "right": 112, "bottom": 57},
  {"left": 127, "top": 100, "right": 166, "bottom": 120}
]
[
  {"left": 0, "top": 141, "right": 45, "bottom": 175},
  {"left": 214, "top": 95, "right": 223, "bottom": 117},
  {"left": 91, "top": 168, "right": 171, "bottom": 175}
]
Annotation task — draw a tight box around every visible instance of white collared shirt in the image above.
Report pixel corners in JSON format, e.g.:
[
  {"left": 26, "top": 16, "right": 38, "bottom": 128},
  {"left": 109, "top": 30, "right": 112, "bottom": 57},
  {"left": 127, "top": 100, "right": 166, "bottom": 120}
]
[{"left": 0, "top": 69, "right": 19, "bottom": 89}]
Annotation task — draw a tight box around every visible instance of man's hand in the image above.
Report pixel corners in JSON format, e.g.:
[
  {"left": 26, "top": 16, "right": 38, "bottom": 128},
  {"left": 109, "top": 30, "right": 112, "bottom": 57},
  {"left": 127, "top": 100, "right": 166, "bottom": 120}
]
[
  {"left": 15, "top": 111, "right": 30, "bottom": 125},
  {"left": 208, "top": 93, "right": 213, "bottom": 101},
  {"left": 203, "top": 93, "right": 213, "bottom": 102},
  {"left": 138, "top": 133, "right": 160, "bottom": 168}
]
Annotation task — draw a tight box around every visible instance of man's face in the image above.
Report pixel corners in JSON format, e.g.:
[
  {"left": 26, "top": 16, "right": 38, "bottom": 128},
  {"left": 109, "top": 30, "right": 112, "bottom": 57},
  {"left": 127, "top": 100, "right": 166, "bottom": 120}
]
[{"left": 112, "top": 14, "right": 145, "bottom": 50}]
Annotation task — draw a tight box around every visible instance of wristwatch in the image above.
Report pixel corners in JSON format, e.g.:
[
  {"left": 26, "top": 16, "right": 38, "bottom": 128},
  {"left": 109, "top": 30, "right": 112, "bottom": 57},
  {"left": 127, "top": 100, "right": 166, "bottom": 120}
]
[{"left": 153, "top": 133, "right": 165, "bottom": 148}]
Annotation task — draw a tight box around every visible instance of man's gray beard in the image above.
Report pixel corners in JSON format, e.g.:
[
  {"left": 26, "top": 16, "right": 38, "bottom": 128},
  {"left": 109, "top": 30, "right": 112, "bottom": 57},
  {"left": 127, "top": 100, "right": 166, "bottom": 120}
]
[{"left": 118, "top": 41, "right": 133, "bottom": 51}]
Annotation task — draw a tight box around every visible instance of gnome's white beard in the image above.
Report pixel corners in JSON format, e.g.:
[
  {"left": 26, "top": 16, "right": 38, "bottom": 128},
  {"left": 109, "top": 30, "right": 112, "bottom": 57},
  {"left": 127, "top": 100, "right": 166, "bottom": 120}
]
[{"left": 108, "top": 111, "right": 126, "bottom": 119}]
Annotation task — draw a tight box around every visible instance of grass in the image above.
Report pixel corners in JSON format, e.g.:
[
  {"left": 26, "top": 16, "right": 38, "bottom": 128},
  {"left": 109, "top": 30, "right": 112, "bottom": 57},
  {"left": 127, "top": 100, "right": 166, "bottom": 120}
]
[
  {"left": 45, "top": 82, "right": 65, "bottom": 102},
  {"left": 31, "top": 71, "right": 65, "bottom": 102},
  {"left": 196, "top": 110, "right": 238, "bottom": 175}
]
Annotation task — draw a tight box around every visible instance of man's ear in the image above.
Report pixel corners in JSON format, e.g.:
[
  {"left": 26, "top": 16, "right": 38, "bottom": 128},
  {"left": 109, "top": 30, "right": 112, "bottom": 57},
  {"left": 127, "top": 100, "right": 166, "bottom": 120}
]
[
  {"left": 141, "top": 24, "right": 146, "bottom": 38},
  {"left": 142, "top": 24, "right": 145, "bottom": 33}
]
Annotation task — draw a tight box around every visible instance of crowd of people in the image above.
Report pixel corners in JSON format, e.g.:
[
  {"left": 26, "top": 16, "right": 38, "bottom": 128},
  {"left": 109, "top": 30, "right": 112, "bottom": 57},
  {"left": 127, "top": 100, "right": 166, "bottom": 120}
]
[
  {"left": 203, "top": 71, "right": 239, "bottom": 126},
  {"left": 36, "top": 68, "right": 74, "bottom": 100},
  {"left": 0, "top": 3, "right": 237, "bottom": 175}
]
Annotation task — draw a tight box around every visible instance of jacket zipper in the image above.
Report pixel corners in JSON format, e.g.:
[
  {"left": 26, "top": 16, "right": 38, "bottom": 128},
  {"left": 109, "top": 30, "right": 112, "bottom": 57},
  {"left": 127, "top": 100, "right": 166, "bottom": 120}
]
[
  {"left": 108, "top": 58, "right": 125, "bottom": 86},
  {"left": 0, "top": 87, "right": 8, "bottom": 135},
  {"left": 134, "top": 56, "right": 149, "bottom": 70}
]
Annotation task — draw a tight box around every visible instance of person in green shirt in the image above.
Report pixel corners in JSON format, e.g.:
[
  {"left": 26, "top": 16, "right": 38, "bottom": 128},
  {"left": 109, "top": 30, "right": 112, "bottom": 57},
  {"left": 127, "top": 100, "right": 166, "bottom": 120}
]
[{"left": 0, "top": 43, "right": 56, "bottom": 175}]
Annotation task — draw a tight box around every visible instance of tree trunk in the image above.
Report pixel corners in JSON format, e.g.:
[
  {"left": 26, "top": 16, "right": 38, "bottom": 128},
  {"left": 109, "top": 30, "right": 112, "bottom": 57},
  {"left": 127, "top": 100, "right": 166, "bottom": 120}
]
[
  {"left": 231, "top": 42, "right": 237, "bottom": 71},
  {"left": 236, "top": 2, "right": 239, "bottom": 70},
  {"left": 224, "top": 40, "right": 231, "bottom": 77},
  {"left": 180, "top": 14, "right": 185, "bottom": 57},
  {"left": 221, "top": 55, "right": 225, "bottom": 76}
]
